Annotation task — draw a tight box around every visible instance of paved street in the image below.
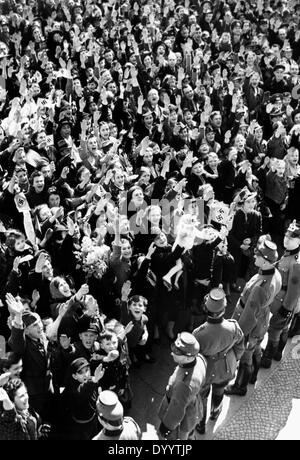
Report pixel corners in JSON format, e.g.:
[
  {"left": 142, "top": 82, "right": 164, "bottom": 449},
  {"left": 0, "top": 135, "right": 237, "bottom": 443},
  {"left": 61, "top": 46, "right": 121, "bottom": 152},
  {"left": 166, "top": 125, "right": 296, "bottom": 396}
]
[{"left": 129, "top": 328, "right": 300, "bottom": 441}]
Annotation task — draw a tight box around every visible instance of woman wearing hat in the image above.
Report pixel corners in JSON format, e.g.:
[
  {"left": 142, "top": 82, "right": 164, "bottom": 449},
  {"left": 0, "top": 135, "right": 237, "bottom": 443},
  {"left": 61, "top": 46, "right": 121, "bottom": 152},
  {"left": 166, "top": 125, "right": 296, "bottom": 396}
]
[
  {"left": 228, "top": 186, "right": 262, "bottom": 289},
  {"left": 186, "top": 158, "right": 207, "bottom": 198}
]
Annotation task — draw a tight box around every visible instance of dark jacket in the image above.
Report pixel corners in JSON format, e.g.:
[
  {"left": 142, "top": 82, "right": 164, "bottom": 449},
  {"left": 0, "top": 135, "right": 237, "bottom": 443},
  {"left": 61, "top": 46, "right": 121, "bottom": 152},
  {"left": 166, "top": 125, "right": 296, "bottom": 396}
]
[{"left": 8, "top": 326, "right": 51, "bottom": 397}]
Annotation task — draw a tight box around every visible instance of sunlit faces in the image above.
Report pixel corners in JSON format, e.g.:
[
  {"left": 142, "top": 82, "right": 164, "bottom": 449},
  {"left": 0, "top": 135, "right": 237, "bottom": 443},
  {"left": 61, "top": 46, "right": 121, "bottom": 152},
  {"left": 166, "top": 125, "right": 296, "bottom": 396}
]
[
  {"left": 73, "top": 365, "right": 91, "bottom": 383},
  {"left": 79, "top": 331, "right": 97, "bottom": 350},
  {"left": 88, "top": 100, "right": 97, "bottom": 113},
  {"left": 183, "top": 85, "right": 194, "bottom": 100},
  {"left": 278, "top": 28, "right": 287, "bottom": 41},
  {"left": 100, "top": 335, "right": 118, "bottom": 354},
  {"left": 287, "top": 148, "right": 299, "bottom": 164},
  {"left": 84, "top": 295, "right": 99, "bottom": 316},
  {"left": 7, "top": 359, "right": 23, "bottom": 378},
  {"left": 148, "top": 89, "right": 159, "bottom": 105},
  {"left": 294, "top": 113, "right": 300, "bottom": 124},
  {"left": 99, "top": 123, "right": 110, "bottom": 140},
  {"left": 87, "top": 136, "right": 98, "bottom": 153},
  {"left": 32, "top": 26, "right": 42, "bottom": 42},
  {"left": 73, "top": 78, "right": 83, "bottom": 91},
  {"left": 169, "top": 110, "right": 178, "bottom": 124},
  {"left": 48, "top": 192, "right": 60, "bottom": 208},
  {"left": 176, "top": 52, "right": 183, "bottom": 65},
  {"left": 274, "top": 67, "right": 284, "bottom": 81},
  {"left": 205, "top": 130, "right": 216, "bottom": 143},
  {"left": 26, "top": 319, "right": 44, "bottom": 341},
  {"left": 192, "top": 162, "right": 204, "bottom": 176},
  {"left": 60, "top": 123, "right": 71, "bottom": 138},
  {"left": 110, "top": 124, "right": 118, "bottom": 138},
  {"left": 119, "top": 217, "right": 130, "bottom": 234},
  {"left": 32, "top": 174, "right": 45, "bottom": 193},
  {"left": 106, "top": 81, "right": 117, "bottom": 95},
  {"left": 38, "top": 204, "right": 51, "bottom": 221},
  {"left": 104, "top": 50, "right": 114, "bottom": 63},
  {"left": 276, "top": 160, "right": 286, "bottom": 177},
  {"left": 14, "top": 236, "right": 26, "bottom": 252},
  {"left": 139, "top": 168, "right": 151, "bottom": 185},
  {"left": 234, "top": 134, "right": 246, "bottom": 151},
  {"left": 128, "top": 299, "right": 146, "bottom": 319},
  {"left": 13, "top": 385, "right": 29, "bottom": 411},
  {"left": 15, "top": 168, "right": 28, "bottom": 184},
  {"left": 183, "top": 110, "right": 193, "bottom": 124},
  {"left": 250, "top": 72, "right": 260, "bottom": 87},
  {"left": 14, "top": 148, "right": 26, "bottom": 165},
  {"left": 243, "top": 197, "right": 257, "bottom": 213},
  {"left": 154, "top": 231, "right": 168, "bottom": 248},
  {"left": 143, "top": 148, "right": 153, "bottom": 165},
  {"left": 290, "top": 63, "right": 299, "bottom": 76},
  {"left": 148, "top": 206, "right": 161, "bottom": 226},
  {"left": 143, "top": 112, "right": 154, "bottom": 127},
  {"left": 207, "top": 153, "right": 218, "bottom": 169},
  {"left": 254, "top": 127, "right": 263, "bottom": 139},
  {"left": 42, "top": 259, "right": 53, "bottom": 279},
  {"left": 210, "top": 113, "right": 222, "bottom": 128},
  {"left": 120, "top": 238, "right": 132, "bottom": 259},
  {"left": 58, "top": 279, "right": 71, "bottom": 297},
  {"left": 36, "top": 131, "right": 47, "bottom": 146},
  {"left": 168, "top": 52, "right": 177, "bottom": 67},
  {"left": 113, "top": 170, "right": 125, "bottom": 188},
  {"left": 220, "top": 32, "right": 231, "bottom": 44}
]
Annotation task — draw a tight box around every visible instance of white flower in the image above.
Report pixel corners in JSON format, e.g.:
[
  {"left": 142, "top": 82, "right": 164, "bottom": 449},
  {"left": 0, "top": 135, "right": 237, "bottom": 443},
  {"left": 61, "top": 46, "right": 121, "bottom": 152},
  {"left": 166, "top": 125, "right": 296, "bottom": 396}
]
[
  {"left": 86, "top": 251, "right": 96, "bottom": 265},
  {"left": 81, "top": 236, "right": 93, "bottom": 253}
]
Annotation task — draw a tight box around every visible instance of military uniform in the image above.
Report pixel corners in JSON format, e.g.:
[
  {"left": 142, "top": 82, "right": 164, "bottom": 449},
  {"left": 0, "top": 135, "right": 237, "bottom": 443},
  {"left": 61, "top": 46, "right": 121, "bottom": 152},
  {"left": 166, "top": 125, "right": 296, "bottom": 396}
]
[
  {"left": 262, "top": 221, "right": 300, "bottom": 367},
  {"left": 226, "top": 237, "right": 282, "bottom": 396},
  {"left": 158, "top": 333, "right": 207, "bottom": 440},
  {"left": 233, "top": 266, "right": 282, "bottom": 361},
  {"left": 93, "top": 390, "right": 142, "bottom": 440},
  {"left": 193, "top": 288, "right": 244, "bottom": 433},
  {"left": 93, "top": 417, "right": 141, "bottom": 440}
]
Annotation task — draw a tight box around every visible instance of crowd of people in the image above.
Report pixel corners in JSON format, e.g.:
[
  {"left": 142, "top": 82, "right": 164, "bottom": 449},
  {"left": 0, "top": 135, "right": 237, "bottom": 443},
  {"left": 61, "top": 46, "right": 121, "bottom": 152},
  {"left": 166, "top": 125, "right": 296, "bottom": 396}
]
[{"left": 0, "top": 0, "right": 300, "bottom": 441}]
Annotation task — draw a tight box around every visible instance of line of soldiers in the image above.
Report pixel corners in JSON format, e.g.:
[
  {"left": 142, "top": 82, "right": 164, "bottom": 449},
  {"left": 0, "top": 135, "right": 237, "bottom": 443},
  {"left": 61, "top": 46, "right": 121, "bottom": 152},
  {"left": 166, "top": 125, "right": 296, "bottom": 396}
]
[{"left": 159, "top": 221, "right": 300, "bottom": 440}]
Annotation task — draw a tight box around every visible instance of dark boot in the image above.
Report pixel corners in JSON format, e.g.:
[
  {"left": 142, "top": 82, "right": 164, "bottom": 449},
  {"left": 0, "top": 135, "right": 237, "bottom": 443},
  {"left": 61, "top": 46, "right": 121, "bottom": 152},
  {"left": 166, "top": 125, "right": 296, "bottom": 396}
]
[
  {"left": 288, "top": 313, "right": 300, "bottom": 338},
  {"left": 210, "top": 393, "right": 224, "bottom": 420},
  {"left": 274, "top": 332, "right": 288, "bottom": 361},
  {"left": 260, "top": 341, "right": 278, "bottom": 369},
  {"left": 195, "top": 398, "right": 207, "bottom": 435},
  {"left": 225, "top": 364, "right": 252, "bottom": 396},
  {"left": 249, "top": 353, "right": 261, "bottom": 384}
]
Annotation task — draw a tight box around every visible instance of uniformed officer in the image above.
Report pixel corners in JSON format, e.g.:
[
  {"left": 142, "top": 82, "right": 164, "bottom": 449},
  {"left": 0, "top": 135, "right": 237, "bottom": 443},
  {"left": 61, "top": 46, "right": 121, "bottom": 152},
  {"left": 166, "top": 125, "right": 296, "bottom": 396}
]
[
  {"left": 158, "top": 332, "right": 207, "bottom": 440},
  {"left": 225, "top": 235, "right": 282, "bottom": 396},
  {"left": 93, "top": 390, "right": 142, "bottom": 440},
  {"left": 193, "top": 287, "right": 244, "bottom": 434},
  {"left": 261, "top": 221, "right": 300, "bottom": 367}
]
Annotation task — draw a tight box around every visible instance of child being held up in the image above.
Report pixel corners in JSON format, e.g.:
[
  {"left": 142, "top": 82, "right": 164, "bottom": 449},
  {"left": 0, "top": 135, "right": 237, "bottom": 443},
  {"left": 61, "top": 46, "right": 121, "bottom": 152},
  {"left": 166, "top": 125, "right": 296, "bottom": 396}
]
[
  {"left": 120, "top": 281, "right": 151, "bottom": 367},
  {"left": 97, "top": 330, "right": 132, "bottom": 409}
]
